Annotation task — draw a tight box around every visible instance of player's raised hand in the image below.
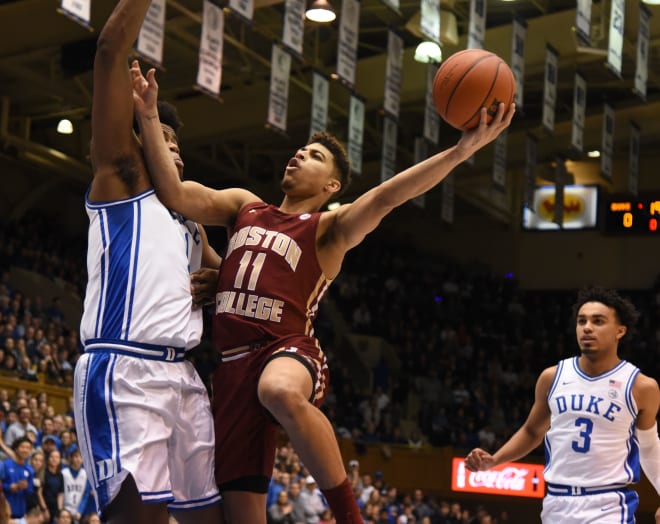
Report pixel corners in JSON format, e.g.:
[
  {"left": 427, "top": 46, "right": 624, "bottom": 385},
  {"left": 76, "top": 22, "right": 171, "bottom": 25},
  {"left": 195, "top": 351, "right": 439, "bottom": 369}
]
[
  {"left": 131, "top": 59, "right": 158, "bottom": 116},
  {"left": 456, "top": 103, "right": 515, "bottom": 159},
  {"left": 465, "top": 447, "right": 495, "bottom": 472}
]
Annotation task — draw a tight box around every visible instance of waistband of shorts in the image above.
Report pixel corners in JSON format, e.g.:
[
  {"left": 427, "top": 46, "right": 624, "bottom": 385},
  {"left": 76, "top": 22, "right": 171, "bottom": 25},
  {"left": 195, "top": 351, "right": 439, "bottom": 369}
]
[
  {"left": 546, "top": 482, "right": 629, "bottom": 496},
  {"left": 84, "top": 339, "right": 186, "bottom": 362},
  {"left": 219, "top": 339, "right": 274, "bottom": 361}
]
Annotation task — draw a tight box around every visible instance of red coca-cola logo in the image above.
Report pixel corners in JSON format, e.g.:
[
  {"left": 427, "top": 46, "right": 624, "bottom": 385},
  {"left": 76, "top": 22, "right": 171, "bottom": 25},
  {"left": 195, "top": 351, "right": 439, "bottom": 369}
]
[{"left": 468, "top": 467, "right": 528, "bottom": 491}]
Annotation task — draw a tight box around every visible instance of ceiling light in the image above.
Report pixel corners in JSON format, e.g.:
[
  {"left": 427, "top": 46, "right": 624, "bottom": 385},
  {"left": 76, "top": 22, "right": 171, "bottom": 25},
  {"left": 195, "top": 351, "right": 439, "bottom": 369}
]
[
  {"left": 305, "top": 0, "right": 336, "bottom": 23},
  {"left": 642, "top": 0, "right": 660, "bottom": 4},
  {"left": 56, "top": 119, "right": 74, "bottom": 135},
  {"left": 587, "top": 150, "right": 600, "bottom": 158},
  {"left": 414, "top": 41, "right": 442, "bottom": 64}
]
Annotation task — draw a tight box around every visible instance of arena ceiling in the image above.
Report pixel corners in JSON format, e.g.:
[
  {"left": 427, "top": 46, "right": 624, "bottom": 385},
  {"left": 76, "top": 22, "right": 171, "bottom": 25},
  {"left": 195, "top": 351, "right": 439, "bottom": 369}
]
[{"left": 1, "top": 0, "right": 660, "bottom": 234}]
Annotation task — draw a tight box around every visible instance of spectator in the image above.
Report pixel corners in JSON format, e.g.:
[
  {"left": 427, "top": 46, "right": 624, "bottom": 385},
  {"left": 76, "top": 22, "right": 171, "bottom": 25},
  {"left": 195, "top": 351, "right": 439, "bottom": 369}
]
[
  {"left": 268, "top": 490, "right": 295, "bottom": 524},
  {"left": 43, "top": 449, "right": 63, "bottom": 523},
  {"left": 27, "top": 449, "right": 48, "bottom": 518},
  {"left": 2, "top": 436, "right": 34, "bottom": 522},
  {"left": 61, "top": 448, "right": 86, "bottom": 523},
  {"left": 288, "top": 481, "right": 306, "bottom": 524},
  {"left": 5, "top": 407, "right": 37, "bottom": 448},
  {"left": 299, "top": 476, "right": 326, "bottom": 524}
]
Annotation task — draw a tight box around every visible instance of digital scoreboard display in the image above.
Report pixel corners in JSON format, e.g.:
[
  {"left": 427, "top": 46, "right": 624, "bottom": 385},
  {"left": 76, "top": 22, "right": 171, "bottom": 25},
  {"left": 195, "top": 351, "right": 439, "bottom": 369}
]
[{"left": 604, "top": 198, "right": 660, "bottom": 234}]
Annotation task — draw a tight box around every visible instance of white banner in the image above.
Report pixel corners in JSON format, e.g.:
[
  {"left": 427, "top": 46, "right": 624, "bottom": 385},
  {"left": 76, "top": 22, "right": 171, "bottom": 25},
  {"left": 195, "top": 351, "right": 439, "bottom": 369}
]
[
  {"left": 542, "top": 45, "right": 559, "bottom": 134},
  {"left": 523, "top": 134, "right": 537, "bottom": 212},
  {"left": 196, "top": 1, "right": 225, "bottom": 98},
  {"left": 607, "top": 0, "right": 625, "bottom": 78},
  {"left": 601, "top": 103, "right": 615, "bottom": 181},
  {"left": 571, "top": 73, "right": 587, "bottom": 153},
  {"left": 492, "top": 131, "right": 507, "bottom": 190},
  {"left": 310, "top": 72, "right": 329, "bottom": 136},
  {"left": 267, "top": 45, "right": 292, "bottom": 133},
  {"left": 412, "top": 137, "right": 428, "bottom": 209},
  {"left": 137, "top": 0, "right": 166, "bottom": 68},
  {"left": 381, "top": 116, "right": 398, "bottom": 182},
  {"left": 423, "top": 63, "right": 440, "bottom": 145},
  {"left": 629, "top": 122, "right": 640, "bottom": 196},
  {"left": 510, "top": 18, "right": 526, "bottom": 109},
  {"left": 467, "top": 0, "right": 486, "bottom": 49},
  {"left": 634, "top": 5, "right": 651, "bottom": 100},
  {"left": 381, "top": 0, "right": 399, "bottom": 13},
  {"left": 576, "top": 0, "right": 592, "bottom": 45},
  {"left": 420, "top": 0, "right": 440, "bottom": 44},
  {"left": 348, "top": 95, "right": 365, "bottom": 176},
  {"left": 59, "top": 0, "right": 91, "bottom": 29},
  {"left": 337, "top": 0, "right": 360, "bottom": 89},
  {"left": 553, "top": 159, "right": 566, "bottom": 227},
  {"left": 384, "top": 31, "right": 403, "bottom": 119},
  {"left": 441, "top": 173, "right": 454, "bottom": 224},
  {"left": 229, "top": 0, "right": 254, "bottom": 23},
  {"left": 282, "top": 0, "right": 305, "bottom": 57}
]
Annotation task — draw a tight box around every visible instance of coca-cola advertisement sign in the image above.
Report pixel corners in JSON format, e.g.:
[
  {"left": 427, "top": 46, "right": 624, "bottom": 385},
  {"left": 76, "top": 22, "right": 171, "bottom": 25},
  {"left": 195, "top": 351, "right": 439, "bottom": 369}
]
[{"left": 451, "top": 458, "right": 545, "bottom": 498}]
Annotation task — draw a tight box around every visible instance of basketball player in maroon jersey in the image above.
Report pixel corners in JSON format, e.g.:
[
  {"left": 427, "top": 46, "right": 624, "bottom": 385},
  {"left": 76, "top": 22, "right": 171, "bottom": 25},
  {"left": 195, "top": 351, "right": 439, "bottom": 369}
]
[{"left": 131, "top": 62, "right": 514, "bottom": 524}]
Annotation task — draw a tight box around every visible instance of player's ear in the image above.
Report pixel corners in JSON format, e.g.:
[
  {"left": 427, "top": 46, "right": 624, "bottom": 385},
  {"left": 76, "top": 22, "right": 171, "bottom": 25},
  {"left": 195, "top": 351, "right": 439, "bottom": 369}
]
[
  {"left": 616, "top": 325, "right": 627, "bottom": 340},
  {"left": 325, "top": 177, "right": 341, "bottom": 195}
]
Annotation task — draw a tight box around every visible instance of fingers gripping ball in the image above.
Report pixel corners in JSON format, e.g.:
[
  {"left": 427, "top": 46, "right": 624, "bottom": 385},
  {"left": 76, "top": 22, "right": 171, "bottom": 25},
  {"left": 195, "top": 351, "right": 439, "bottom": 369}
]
[{"left": 433, "top": 49, "right": 516, "bottom": 131}]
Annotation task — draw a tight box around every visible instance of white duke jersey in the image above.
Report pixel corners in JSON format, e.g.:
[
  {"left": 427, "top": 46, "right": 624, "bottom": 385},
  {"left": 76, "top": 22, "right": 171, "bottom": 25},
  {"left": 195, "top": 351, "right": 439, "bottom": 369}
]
[
  {"left": 544, "top": 357, "right": 641, "bottom": 487},
  {"left": 62, "top": 466, "right": 88, "bottom": 514},
  {"left": 80, "top": 189, "right": 203, "bottom": 350}
]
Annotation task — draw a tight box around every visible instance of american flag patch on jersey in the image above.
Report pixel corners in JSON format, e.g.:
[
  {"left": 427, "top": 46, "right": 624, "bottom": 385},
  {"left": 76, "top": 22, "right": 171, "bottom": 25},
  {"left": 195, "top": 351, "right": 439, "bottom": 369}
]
[{"left": 609, "top": 379, "right": 622, "bottom": 388}]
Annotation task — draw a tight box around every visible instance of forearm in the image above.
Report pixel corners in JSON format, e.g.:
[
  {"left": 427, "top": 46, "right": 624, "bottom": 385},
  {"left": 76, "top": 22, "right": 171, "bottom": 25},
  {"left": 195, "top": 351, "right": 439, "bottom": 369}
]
[
  {"left": 491, "top": 425, "right": 544, "bottom": 467},
  {"left": 639, "top": 423, "right": 660, "bottom": 495}
]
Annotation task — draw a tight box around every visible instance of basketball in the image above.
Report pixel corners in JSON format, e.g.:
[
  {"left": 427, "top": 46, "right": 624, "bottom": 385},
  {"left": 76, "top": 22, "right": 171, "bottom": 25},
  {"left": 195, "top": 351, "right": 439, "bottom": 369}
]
[{"left": 433, "top": 49, "right": 515, "bottom": 131}]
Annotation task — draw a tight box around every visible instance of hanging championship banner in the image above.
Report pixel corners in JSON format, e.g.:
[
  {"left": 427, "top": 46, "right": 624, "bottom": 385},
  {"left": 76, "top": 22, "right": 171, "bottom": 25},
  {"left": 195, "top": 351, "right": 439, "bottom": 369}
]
[
  {"left": 629, "top": 122, "right": 640, "bottom": 196},
  {"left": 523, "top": 134, "right": 538, "bottom": 212},
  {"left": 229, "top": 0, "right": 254, "bottom": 24},
  {"left": 196, "top": 1, "right": 225, "bottom": 99},
  {"left": 282, "top": 0, "right": 305, "bottom": 57},
  {"left": 381, "top": 116, "right": 398, "bottom": 182},
  {"left": 542, "top": 45, "right": 559, "bottom": 134},
  {"left": 571, "top": 72, "right": 587, "bottom": 153},
  {"left": 607, "top": 0, "right": 625, "bottom": 78},
  {"left": 58, "top": 0, "right": 92, "bottom": 30},
  {"left": 384, "top": 31, "right": 403, "bottom": 120},
  {"left": 575, "top": 0, "right": 592, "bottom": 45},
  {"left": 553, "top": 158, "right": 566, "bottom": 227},
  {"left": 510, "top": 17, "right": 526, "bottom": 109},
  {"left": 337, "top": 0, "right": 360, "bottom": 89},
  {"left": 601, "top": 103, "right": 615, "bottom": 182},
  {"left": 137, "top": 0, "right": 166, "bottom": 68},
  {"left": 267, "top": 45, "right": 292, "bottom": 134},
  {"left": 467, "top": 0, "right": 486, "bottom": 49},
  {"left": 412, "top": 137, "right": 428, "bottom": 209},
  {"left": 441, "top": 173, "right": 455, "bottom": 224},
  {"left": 423, "top": 63, "right": 440, "bottom": 145},
  {"left": 492, "top": 131, "right": 507, "bottom": 190},
  {"left": 310, "top": 71, "right": 329, "bottom": 136},
  {"left": 634, "top": 5, "right": 651, "bottom": 101},
  {"left": 420, "top": 0, "right": 440, "bottom": 44},
  {"left": 348, "top": 95, "right": 365, "bottom": 176}
]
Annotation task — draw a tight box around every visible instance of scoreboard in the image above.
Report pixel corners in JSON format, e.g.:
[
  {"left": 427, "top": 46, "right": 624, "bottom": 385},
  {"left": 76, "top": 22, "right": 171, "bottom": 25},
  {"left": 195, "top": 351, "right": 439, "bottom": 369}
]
[{"left": 604, "top": 198, "right": 660, "bottom": 234}]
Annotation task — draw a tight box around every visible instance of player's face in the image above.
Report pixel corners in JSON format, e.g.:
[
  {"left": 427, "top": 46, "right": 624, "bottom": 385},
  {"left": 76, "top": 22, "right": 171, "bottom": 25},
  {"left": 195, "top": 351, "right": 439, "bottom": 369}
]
[
  {"left": 575, "top": 301, "right": 626, "bottom": 356},
  {"left": 162, "top": 124, "right": 184, "bottom": 179},
  {"left": 281, "top": 142, "right": 339, "bottom": 198}
]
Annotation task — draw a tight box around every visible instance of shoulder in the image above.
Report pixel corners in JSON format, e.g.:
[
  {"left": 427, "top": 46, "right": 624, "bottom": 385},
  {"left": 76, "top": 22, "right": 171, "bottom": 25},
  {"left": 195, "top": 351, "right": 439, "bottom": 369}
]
[{"left": 633, "top": 372, "right": 660, "bottom": 401}]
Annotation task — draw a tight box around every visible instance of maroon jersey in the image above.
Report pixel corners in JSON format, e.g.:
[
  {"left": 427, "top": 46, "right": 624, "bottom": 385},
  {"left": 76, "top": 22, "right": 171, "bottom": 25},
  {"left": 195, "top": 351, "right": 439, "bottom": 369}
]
[{"left": 213, "top": 202, "right": 331, "bottom": 352}]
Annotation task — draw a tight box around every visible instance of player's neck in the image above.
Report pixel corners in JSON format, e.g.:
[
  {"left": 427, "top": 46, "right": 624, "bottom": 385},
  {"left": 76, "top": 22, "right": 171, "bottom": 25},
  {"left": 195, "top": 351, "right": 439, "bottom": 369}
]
[
  {"left": 279, "top": 194, "right": 323, "bottom": 214},
  {"left": 577, "top": 352, "right": 621, "bottom": 376}
]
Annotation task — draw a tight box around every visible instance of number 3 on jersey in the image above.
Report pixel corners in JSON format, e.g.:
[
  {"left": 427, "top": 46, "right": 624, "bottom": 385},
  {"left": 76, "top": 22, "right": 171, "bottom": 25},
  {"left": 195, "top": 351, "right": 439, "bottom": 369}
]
[
  {"left": 572, "top": 417, "right": 593, "bottom": 453},
  {"left": 234, "top": 251, "right": 267, "bottom": 290}
]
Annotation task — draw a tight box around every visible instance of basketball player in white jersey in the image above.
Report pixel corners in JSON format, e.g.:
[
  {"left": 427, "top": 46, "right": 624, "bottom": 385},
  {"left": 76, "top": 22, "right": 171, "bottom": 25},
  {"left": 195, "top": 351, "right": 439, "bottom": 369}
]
[
  {"left": 73, "top": 1, "right": 223, "bottom": 523},
  {"left": 466, "top": 287, "right": 660, "bottom": 523}
]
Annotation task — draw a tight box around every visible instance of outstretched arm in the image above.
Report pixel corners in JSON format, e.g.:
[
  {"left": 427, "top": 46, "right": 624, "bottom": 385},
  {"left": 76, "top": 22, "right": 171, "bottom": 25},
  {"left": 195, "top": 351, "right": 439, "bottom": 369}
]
[
  {"left": 89, "top": 0, "right": 153, "bottom": 200},
  {"left": 465, "top": 366, "right": 553, "bottom": 471},
  {"left": 131, "top": 62, "right": 258, "bottom": 226},
  {"left": 328, "top": 104, "right": 514, "bottom": 251}
]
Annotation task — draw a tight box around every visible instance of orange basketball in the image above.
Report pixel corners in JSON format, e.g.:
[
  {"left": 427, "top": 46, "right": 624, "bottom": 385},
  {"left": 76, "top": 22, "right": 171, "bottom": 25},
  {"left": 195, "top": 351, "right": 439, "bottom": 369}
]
[{"left": 433, "top": 49, "right": 515, "bottom": 131}]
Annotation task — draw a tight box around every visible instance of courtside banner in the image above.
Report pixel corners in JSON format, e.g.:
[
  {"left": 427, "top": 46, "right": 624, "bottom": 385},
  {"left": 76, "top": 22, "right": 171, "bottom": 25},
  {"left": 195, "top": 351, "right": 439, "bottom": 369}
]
[{"left": 451, "top": 458, "right": 544, "bottom": 499}]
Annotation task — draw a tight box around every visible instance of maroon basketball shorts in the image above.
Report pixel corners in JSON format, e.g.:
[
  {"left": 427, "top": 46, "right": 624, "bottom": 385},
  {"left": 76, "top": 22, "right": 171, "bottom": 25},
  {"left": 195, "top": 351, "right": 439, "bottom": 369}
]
[{"left": 212, "top": 334, "right": 329, "bottom": 492}]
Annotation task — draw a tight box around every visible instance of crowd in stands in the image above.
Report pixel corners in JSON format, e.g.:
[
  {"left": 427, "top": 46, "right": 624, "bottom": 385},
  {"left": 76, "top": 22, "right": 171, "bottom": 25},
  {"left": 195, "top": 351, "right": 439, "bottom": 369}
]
[{"left": 2, "top": 217, "right": 660, "bottom": 523}]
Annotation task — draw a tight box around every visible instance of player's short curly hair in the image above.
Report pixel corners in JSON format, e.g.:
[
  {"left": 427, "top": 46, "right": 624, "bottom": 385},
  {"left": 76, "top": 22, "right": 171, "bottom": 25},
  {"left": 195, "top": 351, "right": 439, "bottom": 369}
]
[
  {"left": 307, "top": 132, "right": 351, "bottom": 197},
  {"left": 572, "top": 287, "right": 639, "bottom": 342}
]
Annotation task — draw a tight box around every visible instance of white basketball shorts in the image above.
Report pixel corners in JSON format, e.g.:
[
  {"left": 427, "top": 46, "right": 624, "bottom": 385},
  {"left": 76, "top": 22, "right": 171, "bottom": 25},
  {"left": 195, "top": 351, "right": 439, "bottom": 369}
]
[
  {"left": 541, "top": 488, "right": 639, "bottom": 523},
  {"left": 73, "top": 343, "right": 221, "bottom": 517}
]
